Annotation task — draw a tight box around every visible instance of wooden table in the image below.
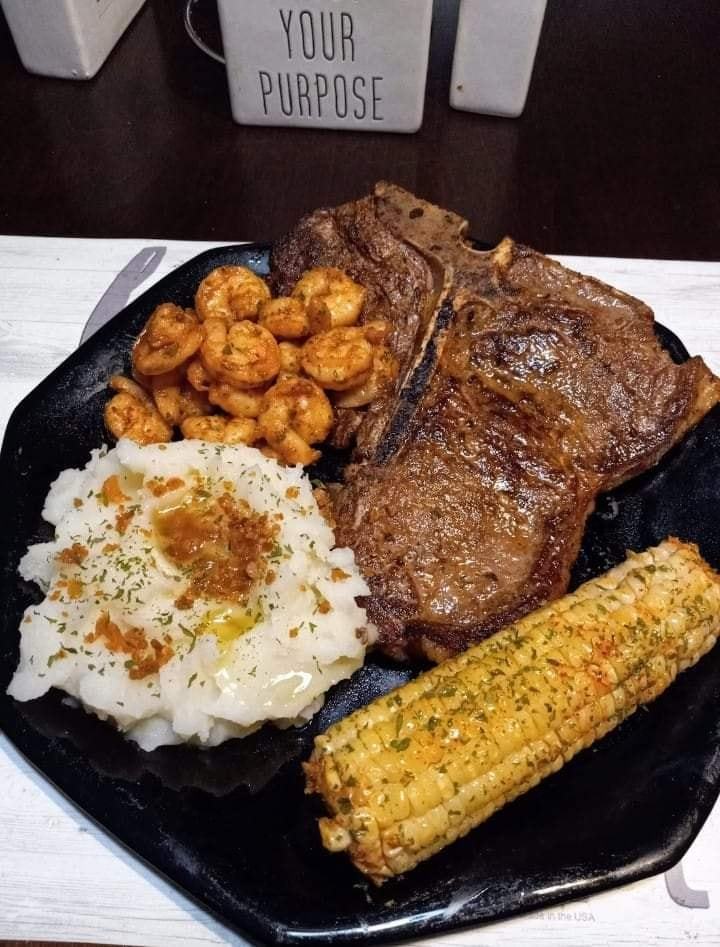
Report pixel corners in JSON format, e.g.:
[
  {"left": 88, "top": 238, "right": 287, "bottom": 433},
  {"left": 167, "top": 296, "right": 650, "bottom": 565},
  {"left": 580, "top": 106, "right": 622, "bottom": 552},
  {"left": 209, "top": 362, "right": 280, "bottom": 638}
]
[{"left": 0, "top": 0, "right": 719, "bottom": 259}]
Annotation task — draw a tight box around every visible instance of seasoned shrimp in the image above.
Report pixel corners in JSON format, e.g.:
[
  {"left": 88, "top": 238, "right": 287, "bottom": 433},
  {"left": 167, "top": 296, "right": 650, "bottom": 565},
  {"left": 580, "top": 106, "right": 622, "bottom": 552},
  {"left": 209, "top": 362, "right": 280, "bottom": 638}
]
[
  {"left": 306, "top": 298, "right": 332, "bottom": 334},
  {"left": 109, "top": 374, "right": 154, "bottom": 406},
  {"left": 104, "top": 391, "right": 172, "bottom": 445},
  {"left": 362, "top": 319, "right": 391, "bottom": 345},
  {"left": 201, "top": 318, "right": 281, "bottom": 389},
  {"left": 292, "top": 267, "right": 366, "bottom": 328},
  {"left": 129, "top": 367, "right": 155, "bottom": 392},
  {"left": 278, "top": 340, "right": 303, "bottom": 376},
  {"left": 180, "top": 415, "right": 226, "bottom": 442},
  {"left": 224, "top": 418, "right": 259, "bottom": 445},
  {"left": 180, "top": 415, "right": 258, "bottom": 445},
  {"left": 301, "top": 327, "right": 373, "bottom": 391},
  {"left": 132, "top": 304, "right": 204, "bottom": 376},
  {"left": 208, "top": 382, "right": 266, "bottom": 418},
  {"left": 334, "top": 345, "right": 399, "bottom": 408},
  {"left": 260, "top": 430, "right": 318, "bottom": 466},
  {"left": 258, "top": 377, "right": 333, "bottom": 466},
  {"left": 186, "top": 358, "right": 213, "bottom": 391},
  {"left": 147, "top": 366, "right": 184, "bottom": 389},
  {"left": 152, "top": 375, "right": 211, "bottom": 426},
  {"left": 195, "top": 266, "right": 270, "bottom": 323},
  {"left": 258, "top": 297, "right": 311, "bottom": 339},
  {"left": 259, "top": 445, "right": 283, "bottom": 461}
]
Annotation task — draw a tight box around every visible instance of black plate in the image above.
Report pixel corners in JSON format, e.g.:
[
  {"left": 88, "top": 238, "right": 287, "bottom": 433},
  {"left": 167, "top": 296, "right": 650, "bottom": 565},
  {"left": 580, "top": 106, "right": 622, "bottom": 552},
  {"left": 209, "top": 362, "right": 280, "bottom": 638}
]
[{"left": 2, "top": 244, "right": 720, "bottom": 946}]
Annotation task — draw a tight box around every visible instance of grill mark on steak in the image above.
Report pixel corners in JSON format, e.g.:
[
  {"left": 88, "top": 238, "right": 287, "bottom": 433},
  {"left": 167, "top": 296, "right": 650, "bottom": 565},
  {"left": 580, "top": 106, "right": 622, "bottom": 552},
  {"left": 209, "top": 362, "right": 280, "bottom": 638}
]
[{"left": 271, "top": 184, "right": 720, "bottom": 661}]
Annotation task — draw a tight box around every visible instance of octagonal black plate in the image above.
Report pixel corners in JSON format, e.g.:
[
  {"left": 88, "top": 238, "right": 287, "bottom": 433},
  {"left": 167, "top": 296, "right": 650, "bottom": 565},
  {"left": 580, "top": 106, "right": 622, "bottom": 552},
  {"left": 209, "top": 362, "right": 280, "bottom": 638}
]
[{"left": 1, "top": 244, "right": 720, "bottom": 946}]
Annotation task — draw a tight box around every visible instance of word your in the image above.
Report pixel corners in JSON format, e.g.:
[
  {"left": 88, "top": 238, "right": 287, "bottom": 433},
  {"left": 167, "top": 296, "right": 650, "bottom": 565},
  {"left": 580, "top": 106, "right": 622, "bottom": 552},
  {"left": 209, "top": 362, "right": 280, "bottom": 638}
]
[
  {"left": 279, "top": 8, "right": 355, "bottom": 62},
  {"left": 257, "top": 8, "right": 384, "bottom": 123}
]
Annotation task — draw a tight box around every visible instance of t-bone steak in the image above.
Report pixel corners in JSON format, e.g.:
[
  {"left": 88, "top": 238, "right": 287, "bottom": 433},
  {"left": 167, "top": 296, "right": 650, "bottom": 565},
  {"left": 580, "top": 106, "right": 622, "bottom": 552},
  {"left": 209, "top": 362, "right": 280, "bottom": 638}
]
[{"left": 271, "top": 183, "right": 720, "bottom": 661}]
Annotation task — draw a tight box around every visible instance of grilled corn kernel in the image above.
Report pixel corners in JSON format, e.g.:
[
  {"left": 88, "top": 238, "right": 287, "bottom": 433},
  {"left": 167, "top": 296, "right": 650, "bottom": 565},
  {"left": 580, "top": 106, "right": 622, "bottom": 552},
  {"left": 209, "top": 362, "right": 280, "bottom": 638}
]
[{"left": 305, "top": 539, "right": 720, "bottom": 884}]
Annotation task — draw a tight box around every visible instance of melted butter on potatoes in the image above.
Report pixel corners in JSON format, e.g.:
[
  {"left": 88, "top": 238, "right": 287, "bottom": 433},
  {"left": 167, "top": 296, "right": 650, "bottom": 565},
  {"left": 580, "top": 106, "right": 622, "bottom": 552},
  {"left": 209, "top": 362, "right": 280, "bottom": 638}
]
[{"left": 8, "top": 440, "right": 372, "bottom": 751}]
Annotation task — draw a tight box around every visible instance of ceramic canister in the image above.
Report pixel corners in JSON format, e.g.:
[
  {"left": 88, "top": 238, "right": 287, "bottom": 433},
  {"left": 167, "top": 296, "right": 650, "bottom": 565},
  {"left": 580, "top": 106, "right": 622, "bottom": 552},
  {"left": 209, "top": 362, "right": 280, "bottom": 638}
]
[
  {"left": 1, "top": 0, "right": 146, "bottom": 80},
  {"left": 216, "top": 0, "right": 434, "bottom": 133},
  {"left": 451, "top": 0, "right": 547, "bottom": 117}
]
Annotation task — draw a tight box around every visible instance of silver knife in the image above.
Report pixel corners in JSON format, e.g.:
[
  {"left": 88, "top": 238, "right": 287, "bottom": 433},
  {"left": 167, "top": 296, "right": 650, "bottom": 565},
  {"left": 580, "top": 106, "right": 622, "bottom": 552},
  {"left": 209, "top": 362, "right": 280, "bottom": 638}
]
[{"left": 80, "top": 246, "right": 167, "bottom": 344}]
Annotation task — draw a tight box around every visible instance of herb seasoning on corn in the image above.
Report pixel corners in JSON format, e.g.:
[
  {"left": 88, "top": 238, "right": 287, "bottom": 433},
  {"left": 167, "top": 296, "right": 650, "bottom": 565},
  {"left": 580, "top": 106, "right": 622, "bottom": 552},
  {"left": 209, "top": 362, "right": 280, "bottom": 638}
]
[{"left": 304, "top": 539, "right": 720, "bottom": 884}]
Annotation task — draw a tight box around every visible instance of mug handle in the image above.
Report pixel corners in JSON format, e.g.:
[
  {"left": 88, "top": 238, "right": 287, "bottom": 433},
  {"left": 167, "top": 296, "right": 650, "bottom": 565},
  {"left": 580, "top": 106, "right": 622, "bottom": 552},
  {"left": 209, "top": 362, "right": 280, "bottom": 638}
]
[{"left": 184, "top": 0, "right": 225, "bottom": 65}]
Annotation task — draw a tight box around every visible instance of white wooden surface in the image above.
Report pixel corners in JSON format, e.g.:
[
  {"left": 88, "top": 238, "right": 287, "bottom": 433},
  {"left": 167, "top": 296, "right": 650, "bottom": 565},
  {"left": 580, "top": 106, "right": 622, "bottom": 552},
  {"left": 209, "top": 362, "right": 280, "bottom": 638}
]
[{"left": 1, "top": 235, "right": 720, "bottom": 946}]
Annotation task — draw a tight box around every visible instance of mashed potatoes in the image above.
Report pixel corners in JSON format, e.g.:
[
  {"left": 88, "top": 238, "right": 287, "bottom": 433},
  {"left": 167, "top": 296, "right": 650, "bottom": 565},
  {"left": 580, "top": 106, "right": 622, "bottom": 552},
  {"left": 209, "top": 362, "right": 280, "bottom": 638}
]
[{"left": 8, "top": 439, "right": 372, "bottom": 751}]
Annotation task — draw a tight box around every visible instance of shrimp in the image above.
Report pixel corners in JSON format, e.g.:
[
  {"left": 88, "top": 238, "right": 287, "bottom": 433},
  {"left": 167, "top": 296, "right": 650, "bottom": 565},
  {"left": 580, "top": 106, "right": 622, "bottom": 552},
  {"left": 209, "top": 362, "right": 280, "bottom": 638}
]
[
  {"left": 186, "top": 358, "right": 213, "bottom": 391},
  {"left": 333, "top": 345, "right": 400, "bottom": 408},
  {"left": 201, "top": 318, "right": 281, "bottom": 389},
  {"left": 362, "top": 319, "right": 391, "bottom": 345},
  {"left": 258, "top": 377, "right": 334, "bottom": 466},
  {"left": 261, "top": 431, "right": 318, "bottom": 467},
  {"left": 104, "top": 391, "right": 172, "bottom": 445},
  {"left": 292, "top": 267, "right": 366, "bottom": 328},
  {"left": 224, "top": 418, "right": 260, "bottom": 445},
  {"left": 152, "top": 375, "right": 211, "bottom": 426},
  {"left": 129, "top": 367, "right": 155, "bottom": 392},
  {"left": 278, "top": 340, "right": 303, "bottom": 376},
  {"left": 208, "top": 382, "right": 266, "bottom": 418},
  {"left": 180, "top": 415, "right": 227, "bottom": 442},
  {"left": 180, "top": 415, "right": 258, "bottom": 445},
  {"left": 109, "top": 374, "right": 154, "bottom": 406},
  {"left": 132, "top": 304, "right": 204, "bottom": 376},
  {"left": 195, "top": 266, "right": 270, "bottom": 323},
  {"left": 147, "top": 366, "right": 184, "bottom": 389},
  {"left": 301, "top": 327, "right": 373, "bottom": 391},
  {"left": 258, "top": 297, "right": 311, "bottom": 339},
  {"left": 306, "top": 298, "right": 332, "bottom": 335}
]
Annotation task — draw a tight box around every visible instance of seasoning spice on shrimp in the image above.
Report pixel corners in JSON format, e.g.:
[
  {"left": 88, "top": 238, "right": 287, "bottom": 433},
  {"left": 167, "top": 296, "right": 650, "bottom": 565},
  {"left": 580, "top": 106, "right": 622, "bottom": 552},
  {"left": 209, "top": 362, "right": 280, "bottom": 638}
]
[
  {"left": 278, "top": 341, "right": 304, "bottom": 376},
  {"left": 104, "top": 264, "right": 398, "bottom": 465},
  {"left": 201, "top": 319, "right": 281, "bottom": 388},
  {"left": 151, "top": 371, "right": 211, "bottom": 426},
  {"left": 186, "top": 358, "right": 212, "bottom": 391},
  {"left": 334, "top": 346, "right": 399, "bottom": 408},
  {"left": 208, "top": 383, "right": 266, "bottom": 419},
  {"left": 104, "top": 389, "right": 172, "bottom": 445},
  {"left": 301, "top": 327, "right": 374, "bottom": 390},
  {"left": 132, "top": 304, "right": 204, "bottom": 376},
  {"left": 258, "top": 376, "right": 334, "bottom": 466},
  {"left": 259, "top": 297, "right": 311, "bottom": 339},
  {"left": 292, "top": 267, "right": 366, "bottom": 328},
  {"left": 181, "top": 415, "right": 259, "bottom": 446},
  {"left": 195, "top": 265, "right": 271, "bottom": 323}
]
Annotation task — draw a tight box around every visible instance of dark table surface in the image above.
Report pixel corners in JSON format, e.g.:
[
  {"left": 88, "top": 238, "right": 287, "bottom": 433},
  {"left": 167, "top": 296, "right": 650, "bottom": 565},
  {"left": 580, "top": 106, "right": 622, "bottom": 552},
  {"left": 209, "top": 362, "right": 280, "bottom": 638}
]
[{"left": 0, "top": 0, "right": 719, "bottom": 258}]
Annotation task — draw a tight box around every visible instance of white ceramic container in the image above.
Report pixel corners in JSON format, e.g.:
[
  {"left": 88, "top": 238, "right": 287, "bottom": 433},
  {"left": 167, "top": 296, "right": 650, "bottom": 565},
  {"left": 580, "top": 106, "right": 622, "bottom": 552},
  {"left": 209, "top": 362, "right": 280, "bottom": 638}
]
[
  {"left": 216, "top": 0, "right": 434, "bottom": 133},
  {"left": 450, "top": 0, "right": 547, "bottom": 117},
  {"left": 1, "top": 0, "right": 145, "bottom": 80}
]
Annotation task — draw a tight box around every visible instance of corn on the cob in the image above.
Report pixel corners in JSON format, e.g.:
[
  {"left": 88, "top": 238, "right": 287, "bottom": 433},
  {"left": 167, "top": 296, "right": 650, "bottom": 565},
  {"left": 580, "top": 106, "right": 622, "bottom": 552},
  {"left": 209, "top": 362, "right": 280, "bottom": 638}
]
[{"left": 305, "top": 539, "right": 720, "bottom": 884}]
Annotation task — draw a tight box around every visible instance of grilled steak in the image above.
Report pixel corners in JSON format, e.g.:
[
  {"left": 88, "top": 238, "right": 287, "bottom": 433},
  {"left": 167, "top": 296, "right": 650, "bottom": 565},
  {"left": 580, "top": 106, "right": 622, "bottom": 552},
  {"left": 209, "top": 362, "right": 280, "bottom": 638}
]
[
  {"left": 271, "top": 192, "right": 448, "bottom": 459},
  {"left": 271, "top": 184, "right": 720, "bottom": 661}
]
